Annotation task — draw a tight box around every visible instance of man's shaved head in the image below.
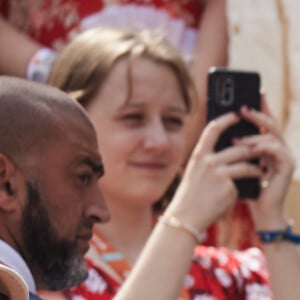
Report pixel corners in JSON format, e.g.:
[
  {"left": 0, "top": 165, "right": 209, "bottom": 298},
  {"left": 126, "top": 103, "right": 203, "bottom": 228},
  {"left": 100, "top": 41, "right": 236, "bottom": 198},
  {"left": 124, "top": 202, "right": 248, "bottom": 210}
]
[
  {"left": 0, "top": 76, "right": 93, "bottom": 169},
  {"left": 0, "top": 77, "right": 107, "bottom": 291}
]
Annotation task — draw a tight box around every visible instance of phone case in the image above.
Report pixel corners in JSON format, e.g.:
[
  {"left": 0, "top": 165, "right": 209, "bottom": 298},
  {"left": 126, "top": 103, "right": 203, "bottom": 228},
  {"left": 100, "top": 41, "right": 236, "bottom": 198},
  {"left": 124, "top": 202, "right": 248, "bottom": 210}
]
[{"left": 207, "top": 67, "right": 261, "bottom": 199}]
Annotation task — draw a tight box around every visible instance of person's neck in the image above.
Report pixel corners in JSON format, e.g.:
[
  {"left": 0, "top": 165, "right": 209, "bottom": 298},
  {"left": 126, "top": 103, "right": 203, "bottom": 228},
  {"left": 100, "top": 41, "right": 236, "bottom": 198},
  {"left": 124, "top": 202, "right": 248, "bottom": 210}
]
[{"left": 95, "top": 199, "right": 154, "bottom": 266}]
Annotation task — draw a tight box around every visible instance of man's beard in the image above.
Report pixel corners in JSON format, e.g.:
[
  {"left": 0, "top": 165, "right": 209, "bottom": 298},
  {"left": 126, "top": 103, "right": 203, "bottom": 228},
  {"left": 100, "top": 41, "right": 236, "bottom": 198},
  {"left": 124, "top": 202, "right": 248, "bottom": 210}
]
[{"left": 21, "top": 181, "right": 88, "bottom": 290}]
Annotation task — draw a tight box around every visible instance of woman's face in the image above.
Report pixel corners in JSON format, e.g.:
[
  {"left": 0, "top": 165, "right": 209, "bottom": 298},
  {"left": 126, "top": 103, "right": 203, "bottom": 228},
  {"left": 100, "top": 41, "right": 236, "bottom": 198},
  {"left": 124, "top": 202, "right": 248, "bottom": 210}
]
[{"left": 87, "top": 57, "right": 187, "bottom": 207}]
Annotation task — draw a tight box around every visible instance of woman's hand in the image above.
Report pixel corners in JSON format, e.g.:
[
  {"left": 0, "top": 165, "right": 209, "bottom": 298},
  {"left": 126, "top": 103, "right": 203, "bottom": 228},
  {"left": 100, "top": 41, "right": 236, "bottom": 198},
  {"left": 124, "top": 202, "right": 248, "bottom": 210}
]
[
  {"left": 167, "top": 112, "right": 263, "bottom": 231},
  {"left": 235, "top": 97, "right": 295, "bottom": 230}
]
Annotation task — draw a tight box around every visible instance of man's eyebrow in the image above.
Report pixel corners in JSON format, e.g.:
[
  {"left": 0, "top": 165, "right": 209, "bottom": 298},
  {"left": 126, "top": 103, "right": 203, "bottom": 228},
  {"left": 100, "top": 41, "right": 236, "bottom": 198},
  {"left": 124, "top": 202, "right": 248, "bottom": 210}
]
[{"left": 81, "top": 157, "right": 105, "bottom": 177}]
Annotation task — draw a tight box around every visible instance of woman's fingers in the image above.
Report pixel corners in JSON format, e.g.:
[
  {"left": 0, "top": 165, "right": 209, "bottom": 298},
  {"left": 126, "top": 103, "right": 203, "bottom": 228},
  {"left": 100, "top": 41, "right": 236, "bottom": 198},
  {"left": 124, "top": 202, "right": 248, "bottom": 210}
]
[
  {"left": 260, "top": 90, "right": 273, "bottom": 117},
  {"left": 218, "top": 162, "right": 263, "bottom": 179},
  {"left": 235, "top": 134, "right": 293, "bottom": 170},
  {"left": 213, "top": 144, "right": 254, "bottom": 165},
  {"left": 233, "top": 133, "right": 275, "bottom": 147},
  {"left": 240, "top": 106, "right": 282, "bottom": 140},
  {"left": 251, "top": 141, "right": 294, "bottom": 167},
  {"left": 193, "top": 112, "right": 240, "bottom": 156},
  {"left": 236, "top": 134, "right": 285, "bottom": 159}
]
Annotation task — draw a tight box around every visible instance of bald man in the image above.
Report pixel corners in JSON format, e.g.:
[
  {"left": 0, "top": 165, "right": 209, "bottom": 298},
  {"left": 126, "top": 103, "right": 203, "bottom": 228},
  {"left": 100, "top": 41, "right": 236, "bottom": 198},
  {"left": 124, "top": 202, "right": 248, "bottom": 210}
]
[{"left": 0, "top": 76, "right": 110, "bottom": 300}]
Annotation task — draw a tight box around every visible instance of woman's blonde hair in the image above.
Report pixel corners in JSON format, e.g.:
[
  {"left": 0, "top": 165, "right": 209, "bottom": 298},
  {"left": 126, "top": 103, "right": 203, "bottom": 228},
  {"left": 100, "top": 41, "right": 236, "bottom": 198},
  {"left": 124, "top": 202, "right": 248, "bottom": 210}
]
[{"left": 48, "top": 27, "right": 197, "bottom": 111}]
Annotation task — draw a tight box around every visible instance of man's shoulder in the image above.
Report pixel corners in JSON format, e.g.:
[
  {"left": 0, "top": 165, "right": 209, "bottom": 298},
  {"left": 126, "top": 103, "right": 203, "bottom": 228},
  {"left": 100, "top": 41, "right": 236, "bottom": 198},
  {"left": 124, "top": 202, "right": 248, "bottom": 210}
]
[{"left": 29, "top": 292, "right": 42, "bottom": 300}]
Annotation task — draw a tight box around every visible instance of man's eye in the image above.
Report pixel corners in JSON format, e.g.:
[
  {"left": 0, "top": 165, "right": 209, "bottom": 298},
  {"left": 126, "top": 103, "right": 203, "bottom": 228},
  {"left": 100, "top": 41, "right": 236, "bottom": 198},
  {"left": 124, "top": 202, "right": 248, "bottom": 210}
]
[
  {"left": 98, "top": 164, "right": 105, "bottom": 178},
  {"left": 79, "top": 174, "right": 92, "bottom": 185}
]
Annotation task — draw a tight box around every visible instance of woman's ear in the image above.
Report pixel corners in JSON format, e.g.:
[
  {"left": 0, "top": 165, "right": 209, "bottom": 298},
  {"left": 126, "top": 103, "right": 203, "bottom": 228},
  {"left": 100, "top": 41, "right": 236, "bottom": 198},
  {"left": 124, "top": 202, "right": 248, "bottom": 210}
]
[{"left": 0, "top": 154, "right": 18, "bottom": 212}]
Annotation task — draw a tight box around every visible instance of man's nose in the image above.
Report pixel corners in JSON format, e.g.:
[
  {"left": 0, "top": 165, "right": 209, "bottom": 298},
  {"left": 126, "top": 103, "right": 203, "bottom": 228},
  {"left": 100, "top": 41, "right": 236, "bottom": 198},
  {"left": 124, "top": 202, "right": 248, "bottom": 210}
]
[{"left": 85, "top": 185, "right": 110, "bottom": 224}]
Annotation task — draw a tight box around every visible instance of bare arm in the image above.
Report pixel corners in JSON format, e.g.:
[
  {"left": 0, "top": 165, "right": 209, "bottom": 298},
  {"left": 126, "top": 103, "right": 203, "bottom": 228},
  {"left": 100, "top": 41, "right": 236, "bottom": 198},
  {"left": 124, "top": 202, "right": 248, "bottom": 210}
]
[
  {"left": 237, "top": 99, "right": 300, "bottom": 300},
  {"left": 114, "top": 220, "right": 196, "bottom": 300},
  {"left": 191, "top": 0, "right": 228, "bottom": 101},
  {"left": 0, "top": 16, "right": 41, "bottom": 77},
  {"left": 185, "top": 0, "right": 228, "bottom": 160},
  {"left": 115, "top": 101, "right": 300, "bottom": 300},
  {"left": 263, "top": 242, "right": 300, "bottom": 300},
  {"left": 115, "top": 112, "right": 262, "bottom": 300}
]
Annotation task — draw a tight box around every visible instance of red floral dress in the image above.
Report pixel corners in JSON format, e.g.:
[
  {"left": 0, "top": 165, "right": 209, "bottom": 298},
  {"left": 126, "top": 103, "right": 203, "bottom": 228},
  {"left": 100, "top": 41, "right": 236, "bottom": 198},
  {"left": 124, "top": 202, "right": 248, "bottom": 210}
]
[
  {"left": 0, "top": 0, "right": 202, "bottom": 60},
  {"left": 62, "top": 228, "right": 272, "bottom": 300}
]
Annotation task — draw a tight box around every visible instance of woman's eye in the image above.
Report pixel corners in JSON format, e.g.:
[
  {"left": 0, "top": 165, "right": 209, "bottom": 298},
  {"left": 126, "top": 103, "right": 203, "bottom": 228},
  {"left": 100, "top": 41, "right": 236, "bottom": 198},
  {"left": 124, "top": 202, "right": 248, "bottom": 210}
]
[
  {"left": 164, "top": 117, "right": 184, "bottom": 129},
  {"left": 122, "top": 113, "right": 143, "bottom": 120},
  {"left": 121, "top": 114, "right": 144, "bottom": 126}
]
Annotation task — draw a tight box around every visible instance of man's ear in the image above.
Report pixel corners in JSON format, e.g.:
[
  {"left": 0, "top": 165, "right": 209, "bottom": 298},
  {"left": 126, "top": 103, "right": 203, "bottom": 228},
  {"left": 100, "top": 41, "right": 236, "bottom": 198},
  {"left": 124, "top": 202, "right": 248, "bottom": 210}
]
[{"left": 0, "top": 154, "right": 18, "bottom": 212}]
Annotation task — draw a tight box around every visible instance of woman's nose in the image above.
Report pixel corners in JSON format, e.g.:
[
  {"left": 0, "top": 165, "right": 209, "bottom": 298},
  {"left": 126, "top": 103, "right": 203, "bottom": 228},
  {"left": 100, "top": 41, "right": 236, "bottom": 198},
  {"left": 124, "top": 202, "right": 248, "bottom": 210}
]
[{"left": 143, "top": 120, "right": 169, "bottom": 151}]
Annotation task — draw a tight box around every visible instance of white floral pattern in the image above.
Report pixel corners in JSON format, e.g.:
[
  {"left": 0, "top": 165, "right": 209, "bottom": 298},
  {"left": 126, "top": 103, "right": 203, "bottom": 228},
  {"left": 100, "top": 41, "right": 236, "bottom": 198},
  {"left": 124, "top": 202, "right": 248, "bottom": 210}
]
[{"left": 64, "top": 246, "right": 272, "bottom": 299}]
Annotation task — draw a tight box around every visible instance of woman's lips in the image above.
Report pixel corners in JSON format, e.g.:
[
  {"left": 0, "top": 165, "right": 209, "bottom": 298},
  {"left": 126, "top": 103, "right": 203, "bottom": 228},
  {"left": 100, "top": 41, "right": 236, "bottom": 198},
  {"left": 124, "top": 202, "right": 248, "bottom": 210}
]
[{"left": 130, "top": 161, "right": 166, "bottom": 170}]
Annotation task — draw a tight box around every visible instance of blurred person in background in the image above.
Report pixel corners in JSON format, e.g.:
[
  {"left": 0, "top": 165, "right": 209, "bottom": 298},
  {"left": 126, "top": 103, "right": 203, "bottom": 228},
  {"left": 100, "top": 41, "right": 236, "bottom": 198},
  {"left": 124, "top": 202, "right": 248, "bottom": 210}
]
[
  {"left": 40, "top": 27, "right": 291, "bottom": 299},
  {"left": 227, "top": 0, "right": 300, "bottom": 233}
]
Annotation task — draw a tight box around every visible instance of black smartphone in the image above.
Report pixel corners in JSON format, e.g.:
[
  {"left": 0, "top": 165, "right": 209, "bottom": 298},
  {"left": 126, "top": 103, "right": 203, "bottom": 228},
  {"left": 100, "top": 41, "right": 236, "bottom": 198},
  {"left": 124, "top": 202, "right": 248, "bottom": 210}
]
[{"left": 207, "top": 67, "right": 261, "bottom": 199}]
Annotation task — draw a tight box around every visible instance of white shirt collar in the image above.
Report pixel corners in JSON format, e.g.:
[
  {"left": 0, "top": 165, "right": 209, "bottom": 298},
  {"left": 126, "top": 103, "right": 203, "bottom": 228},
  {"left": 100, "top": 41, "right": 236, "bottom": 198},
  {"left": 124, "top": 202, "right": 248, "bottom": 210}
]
[{"left": 0, "top": 239, "right": 36, "bottom": 292}]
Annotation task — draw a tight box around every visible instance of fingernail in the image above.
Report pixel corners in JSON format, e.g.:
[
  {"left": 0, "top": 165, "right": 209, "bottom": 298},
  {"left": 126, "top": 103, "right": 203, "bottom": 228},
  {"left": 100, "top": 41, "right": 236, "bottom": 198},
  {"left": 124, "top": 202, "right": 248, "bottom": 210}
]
[
  {"left": 260, "top": 127, "right": 267, "bottom": 134},
  {"left": 240, "top": 106, "right": 249, "bottom": 114},
  {"left": 248, "top": 144, "right": 256, "bottom": 149},
  {"left": 260, "top": 87, "right": 267, "bottom": 95},
  {"left": 232, "top": 137, "right": 240, "bottom": 144}
]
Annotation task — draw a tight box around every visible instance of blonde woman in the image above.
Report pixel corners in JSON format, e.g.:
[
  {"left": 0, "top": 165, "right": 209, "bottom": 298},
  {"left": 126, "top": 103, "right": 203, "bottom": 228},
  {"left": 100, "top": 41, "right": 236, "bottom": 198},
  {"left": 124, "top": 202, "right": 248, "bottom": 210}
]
[{"left": 42, "top": 27, "right": 294, "bottom": 299}]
